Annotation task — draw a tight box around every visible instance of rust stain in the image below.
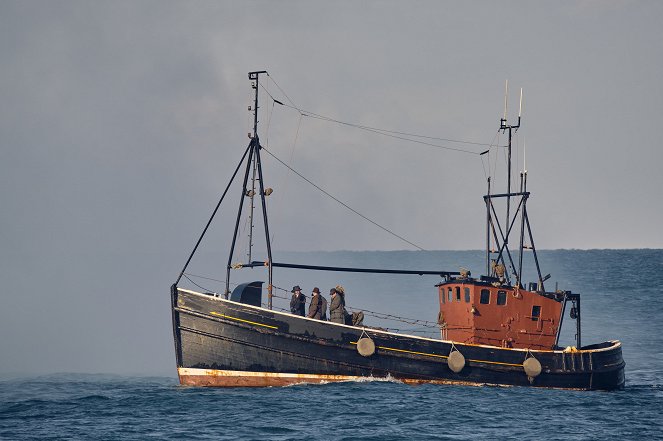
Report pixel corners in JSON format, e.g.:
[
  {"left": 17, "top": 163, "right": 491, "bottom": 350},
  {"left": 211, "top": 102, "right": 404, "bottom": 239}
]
[{"left": 177, "top": 368, "right": 512, "bottom": 388}]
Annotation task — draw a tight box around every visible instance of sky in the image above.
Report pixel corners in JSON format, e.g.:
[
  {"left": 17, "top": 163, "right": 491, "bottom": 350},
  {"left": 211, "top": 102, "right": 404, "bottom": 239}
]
[{"left": 1, "top": 1, "right": 662, "bottom": 375}]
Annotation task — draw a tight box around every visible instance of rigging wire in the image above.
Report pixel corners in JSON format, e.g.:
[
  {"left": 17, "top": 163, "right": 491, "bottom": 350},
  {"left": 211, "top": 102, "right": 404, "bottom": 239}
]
[
  {"left": 239, "top": 207, "right": 252, "bottom": 263},
  {"left": 266, "top": 73, "right": 303, "bottom": 114},
  {"left": 261, "top": 146, "right": 426, "bottom": 251},
  {"left": 267, "top": 285, "right": 438, "bottom": 328},
  {"left": 264, "top": 101, "right": 274, "bottom": 149},
  {"left": 480, "top": 130, "right": 501, "bottom": 181},
  {"left": 184, "top": 273, "right": 229, "bottom": 285},
  {"left": 269, "top": 112, "right": 304, "bottom": 247},
  {"left": 262, "top": 74, "right": 305, "bottom": 248},
  {"left": 293, "top": 108, "right": 488, "bottom": 154},
  {"left": 262, "top": 75, "right": 504, "bottom": 155},
  {"left": 182, "top": 273, "right": 442, "bottom": 332},
  {"left": 491, "top": 131, "right": 502, "bottom": 184},
  {"left": 184, "top": 273, "right": 439, "bottom": 329},
  {"left": 183, "top": 274, "right": 218, "bottom": 294},
  {"left": 263, "top": 78, "right": 272, "bottom": 147}
]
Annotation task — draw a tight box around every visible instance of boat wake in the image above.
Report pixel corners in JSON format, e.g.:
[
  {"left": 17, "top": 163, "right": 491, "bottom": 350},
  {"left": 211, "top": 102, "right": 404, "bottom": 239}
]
[{"left": 283, "top": 374, "right": 403, "bottom": 387}]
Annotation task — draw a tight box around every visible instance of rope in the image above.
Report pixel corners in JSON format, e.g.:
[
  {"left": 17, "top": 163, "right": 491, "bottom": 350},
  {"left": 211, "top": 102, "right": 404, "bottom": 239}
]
[
  {"left": 490, "top": 131, "right": 501, "bottom": 182},
  {"left": 182, "top": 274, "right": 218, "bottom": 294},
  {"left": 294, "top": 108, "right": 487, "bottom": 155},
  {"left": 174, "top": 142, "right": 252, "bottom": 285},
  {"left": 269, "top": 112, "right": 304, "bottom": 247},
  {"left": 183, "top": 273, "right": 441, "bottom": 331},
  {"left": 266, "top": 74, "right": 302, "bottom": 114},
  {"left": 262, "top": 74, "right": 502, "bottom": 155},
  {"left": 183, "top": 273, "right": 241, "bottom": 288},
  {"left": 480, "top": 131, "right": 501, "bottom": 181},
  {"left": 261, "top": 147, "right": 426, "bottom": 251},
  {"left": 356, "top": 308, "right": 439, "bottom": 328},
  {"left": 264, "top": 79, "right": 272, "bottom": 147}
]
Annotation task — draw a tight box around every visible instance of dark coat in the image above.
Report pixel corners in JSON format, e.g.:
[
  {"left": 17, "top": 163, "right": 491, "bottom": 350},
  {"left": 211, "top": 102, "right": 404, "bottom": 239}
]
[
  {"left": 319, "top": 295, "right": 328, "bottom": 321},
  {"left": 329, "top": 293, "right": 345, "bottom": 323},
  {"left": 307, "top": 294, "right": 322, "bottom": 319},
  {"left": 290, "top": 292, "right": 306, "bottom": 316}
]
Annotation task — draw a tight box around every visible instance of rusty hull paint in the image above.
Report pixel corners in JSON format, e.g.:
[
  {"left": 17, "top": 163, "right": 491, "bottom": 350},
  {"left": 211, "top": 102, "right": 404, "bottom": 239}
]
[
  {"left": 177, "top": 368, "right": 594, "bottom": 391},
  {"left": 177, "top": 368, "right": 502, "bottom": 388},
  {"left": 178, "top": 368, "right": 363, "bottom": 387}
]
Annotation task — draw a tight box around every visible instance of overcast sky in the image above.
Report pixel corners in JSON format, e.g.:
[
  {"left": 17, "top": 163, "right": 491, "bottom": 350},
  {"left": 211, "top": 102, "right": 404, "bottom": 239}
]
[{"left": 1, "top": 1, "right": 662, "bottom": 375}]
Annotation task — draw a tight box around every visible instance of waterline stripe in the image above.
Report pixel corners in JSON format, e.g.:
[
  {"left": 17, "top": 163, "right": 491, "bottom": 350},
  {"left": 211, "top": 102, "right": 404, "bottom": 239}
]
[
  {"left": 209, "top": 311, "right": 278, "bottom": 329},
  {"left": 350, "top": 341, "right": 523, "bottom": 367}
]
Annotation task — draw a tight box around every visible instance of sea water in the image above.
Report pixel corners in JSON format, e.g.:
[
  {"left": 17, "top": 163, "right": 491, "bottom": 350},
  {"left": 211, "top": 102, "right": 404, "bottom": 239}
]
[{"left": 1, "top": 250, "right": 662, "bottom": 440}]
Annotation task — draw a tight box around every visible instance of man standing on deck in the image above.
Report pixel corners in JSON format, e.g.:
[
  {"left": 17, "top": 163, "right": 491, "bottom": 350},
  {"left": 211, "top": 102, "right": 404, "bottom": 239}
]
[
  {"left": 329, "top": 288, "right": 345, "bottom": 324},
  {"left": 307, "top": 287, "right": 322, "bottom": 319},
  {"left": 290, "top": 286, "right": 306, "bottom": 316}
]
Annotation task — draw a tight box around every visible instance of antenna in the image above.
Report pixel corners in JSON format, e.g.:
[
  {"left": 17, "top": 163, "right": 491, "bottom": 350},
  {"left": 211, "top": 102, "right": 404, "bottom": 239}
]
[{"left": 519, "top": 87, "right": 523, "bottom": 118}]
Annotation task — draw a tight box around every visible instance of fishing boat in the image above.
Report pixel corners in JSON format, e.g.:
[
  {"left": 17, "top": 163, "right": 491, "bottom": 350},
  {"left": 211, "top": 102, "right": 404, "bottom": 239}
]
[{"left": 170, "top": 71, "right": 625, "bottom": 390}]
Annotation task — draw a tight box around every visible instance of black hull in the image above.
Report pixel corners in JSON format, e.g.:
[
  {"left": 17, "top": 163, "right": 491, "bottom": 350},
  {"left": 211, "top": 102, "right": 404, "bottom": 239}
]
[{"left": 172, "top": 288, "right": 625, "bottom": 390}]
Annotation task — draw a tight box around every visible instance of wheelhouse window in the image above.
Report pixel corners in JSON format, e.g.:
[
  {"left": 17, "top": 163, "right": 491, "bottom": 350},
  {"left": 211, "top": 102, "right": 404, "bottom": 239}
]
[
  {"left": 464, "top": 287, "right": 471, "bottom": 303},
  {"left": 531, "top": 305, "right": 541, "bottom": 321},
  {"left": 497, "top": 290, "right": 507, "bottom": 306},
  {"left": 480, "top": 289, "right": 490, "bottom": 304},
  {"left": 455, "top": 287, "right": 461, "bottom": 302},
  {"left": 448, "top": 287, "right": 453, "bottom": 302}
]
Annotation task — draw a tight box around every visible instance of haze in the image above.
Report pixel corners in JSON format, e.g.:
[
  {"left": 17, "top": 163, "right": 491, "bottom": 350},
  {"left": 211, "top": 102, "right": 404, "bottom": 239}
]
[{"left": 1, "top": 1, "right": 661, "bottom": 376}]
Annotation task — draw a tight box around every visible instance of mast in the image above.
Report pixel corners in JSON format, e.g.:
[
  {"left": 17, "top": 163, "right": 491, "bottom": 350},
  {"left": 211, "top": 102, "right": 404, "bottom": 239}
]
[
  {"left": 486, "top": 84, "right": 548, "bottom": 289},
  {"left": 225, "top": 70, "right": 274, "bottom": 308},
  {"left": 246, "top": 70, "right": 264, "bottom": 263},
  {"left": 485, "top": 176, "right": 491, "bottom": 277},
  {"left": 500, "top": 84, "right": 521, "bottom": 244}
]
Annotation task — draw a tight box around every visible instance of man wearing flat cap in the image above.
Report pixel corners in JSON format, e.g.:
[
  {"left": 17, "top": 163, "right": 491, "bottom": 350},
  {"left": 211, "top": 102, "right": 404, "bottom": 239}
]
[
  {"left": 289, "top": 285, "right": 306, "bottom": 316},
  {"left": 307, "top": 287, "right": 323, "bottom": 320}
]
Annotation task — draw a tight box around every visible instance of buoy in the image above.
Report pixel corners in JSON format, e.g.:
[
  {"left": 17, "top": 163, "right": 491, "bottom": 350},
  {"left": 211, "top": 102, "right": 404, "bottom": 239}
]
[
  {"left": 357, "top": 337, "right": 375, "bottom": 357},
  {"left": 447, "top": 350, "right": 465, "bottom": 373},
  {"left": 523, "top": 356, "right": 542, "bottom": 378}
]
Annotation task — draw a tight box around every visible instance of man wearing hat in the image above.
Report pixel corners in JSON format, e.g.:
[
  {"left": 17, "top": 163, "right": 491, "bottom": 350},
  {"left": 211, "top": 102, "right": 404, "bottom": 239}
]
[
  {"left": 329, "top": 288, "right": 345, "bottom": 324},
  {"left": 289, "top": 285, "right": 306, "bottom": 316},
  {"left": 307, "top": 287, "right": 322, "bottom": 320}
]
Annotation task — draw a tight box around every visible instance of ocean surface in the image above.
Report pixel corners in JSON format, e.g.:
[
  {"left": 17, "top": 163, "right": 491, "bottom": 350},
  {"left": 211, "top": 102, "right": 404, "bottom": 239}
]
[{"left": 2, "top": 250, "right": 662, "bottom": 440}]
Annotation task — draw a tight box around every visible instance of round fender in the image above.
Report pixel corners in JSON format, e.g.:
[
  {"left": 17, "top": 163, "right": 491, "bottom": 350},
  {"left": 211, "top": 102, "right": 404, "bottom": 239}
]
[
  {"left": 523, "top": 357, "right": 542, "bottom": 378},
  {"left": 447, "top": 350, "right": 465, "bottom": 373},
  {"left": 357, "top": 337, "right": 375, "bottom": 357}
]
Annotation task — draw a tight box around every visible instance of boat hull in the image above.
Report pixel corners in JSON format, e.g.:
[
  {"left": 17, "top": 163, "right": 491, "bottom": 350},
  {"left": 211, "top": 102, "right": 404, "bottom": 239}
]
[{"left": 172, "top": 288, "right": 625, "bottom": 390}]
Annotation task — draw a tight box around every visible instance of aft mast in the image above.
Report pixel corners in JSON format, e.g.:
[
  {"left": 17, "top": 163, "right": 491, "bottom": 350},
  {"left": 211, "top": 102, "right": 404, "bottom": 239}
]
[{"left": 486, "top": 84, "right": 546, "bottom": 290}]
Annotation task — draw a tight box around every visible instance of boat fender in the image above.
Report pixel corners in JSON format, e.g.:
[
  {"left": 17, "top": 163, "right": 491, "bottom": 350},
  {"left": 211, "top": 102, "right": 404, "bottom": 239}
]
[
  {"left": 523, "top": 356, "right": 542, "bottom": 380},
  {"left": 447, "top": 350, "right": 465, "bottom": 373},
  {"left": 357, "top": 337, "right": 375, "bottom": 357}
]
